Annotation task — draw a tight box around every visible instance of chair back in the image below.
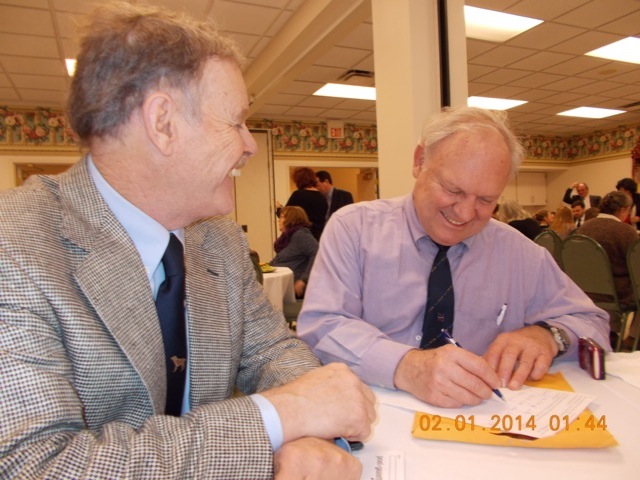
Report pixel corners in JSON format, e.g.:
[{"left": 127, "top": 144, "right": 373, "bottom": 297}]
[
  {"left": 626, "top": 238, "right": 640, "bottom": 351},
  {"left": 534, "top": 229, "right": 562, "bottom": 267},
  {"left": 562, "top": 234, "right": 634, "bottom": 351},
  {"left": 561, "top": 234, "right": 619, "bottom": 310}
]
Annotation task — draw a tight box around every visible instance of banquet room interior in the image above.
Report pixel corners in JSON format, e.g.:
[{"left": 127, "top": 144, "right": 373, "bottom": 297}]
[{"left": 1, "top": 0, "right": 640, "bottom": 258}]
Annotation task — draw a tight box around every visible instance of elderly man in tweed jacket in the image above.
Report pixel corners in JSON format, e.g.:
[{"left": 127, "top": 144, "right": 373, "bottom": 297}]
[{"left": 0, "top": 3, "right": 374, "bottom": 479}]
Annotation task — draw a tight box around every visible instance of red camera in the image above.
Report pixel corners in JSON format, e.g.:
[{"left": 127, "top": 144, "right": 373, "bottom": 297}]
[{"left": 578, "top": 337, "right": 605, "bottom": 380}]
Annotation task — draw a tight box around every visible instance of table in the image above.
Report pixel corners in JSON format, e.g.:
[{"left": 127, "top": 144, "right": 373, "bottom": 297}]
[
  {"left": 356, "top": 360, "right": 640, "bottom": 479},
  {"left": 262, "top": 266, "right": 295, "bottom": 310}
]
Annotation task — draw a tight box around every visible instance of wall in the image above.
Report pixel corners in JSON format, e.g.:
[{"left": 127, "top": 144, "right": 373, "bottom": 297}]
[
  {"left": 0, "top": 153, "right": 79, "bottom": 189},
  {"left": 543, "top": 153, "right": 631, "bottom": 211}
]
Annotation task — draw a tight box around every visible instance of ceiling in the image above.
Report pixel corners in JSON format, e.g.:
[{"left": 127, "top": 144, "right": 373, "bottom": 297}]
[{"left": 1, "top": 0, "right": 639, "bottom": 137}]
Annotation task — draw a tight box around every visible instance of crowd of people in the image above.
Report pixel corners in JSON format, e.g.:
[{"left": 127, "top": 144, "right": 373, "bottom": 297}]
[{"left": 0, "top": 2, "right": 636, "bottom": 478}]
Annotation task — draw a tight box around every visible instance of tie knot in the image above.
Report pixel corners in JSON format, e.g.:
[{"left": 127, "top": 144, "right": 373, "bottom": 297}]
[
  {"left": 434, "top": 242, "right": 450, "bottom": 255},
  {"left": 162, "top": 234, "right": 185, "bottom": 277}
]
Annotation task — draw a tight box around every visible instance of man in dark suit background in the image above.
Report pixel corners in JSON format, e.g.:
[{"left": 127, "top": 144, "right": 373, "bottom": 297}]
[
  {"left": 563, "top": 181, "right": 601, "bottom": 209},
  {"left": 316, "top": 170, "right": 355, "bottom": 220}
]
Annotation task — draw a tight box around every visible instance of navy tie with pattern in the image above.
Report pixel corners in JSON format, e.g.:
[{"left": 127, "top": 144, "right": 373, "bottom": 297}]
[
  {"left": 420, "top": 243, "right": 455, "bottom": 349},
  {"left": 155, "top": 233, "right": 187, "bottom": 416}
]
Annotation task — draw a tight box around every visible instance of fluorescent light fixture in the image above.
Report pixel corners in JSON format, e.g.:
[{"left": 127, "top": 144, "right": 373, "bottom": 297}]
[
  {"left": 585, "top": 37, "right": 640, "bottom": 65},
  {"left": 467, "top": 96, "right": 527, "bottom": 110},
  {"left": 65, "top": 58, "right": 77, "bottom": 76},
  {"left": 313, "top": 83, "right": 376, "bottom": 101},
  {"left": 557, "top": 107, "right": 625, "bottom": 119},
  {"left": 464, "top": 6, "right": 543, "bottom": 42}
]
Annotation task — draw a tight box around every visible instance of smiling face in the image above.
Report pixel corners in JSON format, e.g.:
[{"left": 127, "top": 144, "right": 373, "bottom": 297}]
[
  {"left": 174, "top": 56, "right": 257, "bottom": 220},
  {"left": 412, "top": 129, "right": 511, "bottom": 246}
]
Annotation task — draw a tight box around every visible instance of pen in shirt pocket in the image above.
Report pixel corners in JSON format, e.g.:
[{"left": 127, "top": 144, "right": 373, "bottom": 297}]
[{"left": 496, "top": 303, "right": 508, "bottom": 326}]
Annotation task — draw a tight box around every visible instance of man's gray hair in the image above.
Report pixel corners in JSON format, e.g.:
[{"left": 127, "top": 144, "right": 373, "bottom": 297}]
[{"left": 419, "top": 106, "right": 525, "bottom": 177}]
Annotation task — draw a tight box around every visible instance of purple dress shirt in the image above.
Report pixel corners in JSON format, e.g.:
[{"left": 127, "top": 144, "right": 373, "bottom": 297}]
[{"left": 297, "top": 195, "right": 610, "bottom": 389}]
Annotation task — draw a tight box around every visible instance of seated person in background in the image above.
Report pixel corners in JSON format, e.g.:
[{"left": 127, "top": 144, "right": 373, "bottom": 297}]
[
  {"left": 584, "top": 207, "right": 600, "bottom": 221},
  {"left": 286, "top": 167, "right": 327, "bottom": 240},
  {"left": 550, "top": 206, "right": 577, "bottom": 239},
  {"left": 298, "top": 106, "right": 610, "bottom": 409},
  {"left": 616, "top": 177, "right": 640, "bottom": 231},
  {"left": 563, "top": 182, "right": 601, "bottom": 209},
  {"left": 270, "top": 206, "right": 319, "bottom": 298},
  {"left": 496, "top": 199, "right": 542, "bottom": 240},
  {"left": 577, "top": 191, "right": 637, "bottom": 308},
  {"left": 534, "top": 209, "right": 554, "bottom": 228},
  {"left": 572, "top": 199, "right": 586, "bottom": 228},
  {"left": 0, "top": 4, "right": 374, "bottom": 478}
]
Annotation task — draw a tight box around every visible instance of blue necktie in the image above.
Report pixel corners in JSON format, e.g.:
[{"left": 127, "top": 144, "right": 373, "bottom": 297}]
[
  {"left": 420, "top": 243, "right": 455, "bottom": 349},
  {"left": 155, "top": 233, "right": 187, "bottom": 416}
]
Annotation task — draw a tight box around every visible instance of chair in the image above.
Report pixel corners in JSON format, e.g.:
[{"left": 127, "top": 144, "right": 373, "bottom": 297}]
[
  {"left": 534, "top": 229, "right": 562, "bottom": 267},
  {"left": 561, "top": 234, "right": 636, "bottom": 351},
  {"left": 282, "top": 300, "right": 303, "bottom": 331},
  {"left": 626, "top": 238, "right": 640, "bottom": 351}
]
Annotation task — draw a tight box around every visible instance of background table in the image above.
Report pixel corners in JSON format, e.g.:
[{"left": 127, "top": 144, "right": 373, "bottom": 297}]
[
  {"left": 356, "top": 360, "right": 640, "bottom": 479},
  {"left": 262, "top": 266, "right": 295, "bottom": 311}
]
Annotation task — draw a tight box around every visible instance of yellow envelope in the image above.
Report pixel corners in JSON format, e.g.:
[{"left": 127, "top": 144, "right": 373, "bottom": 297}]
[{"left": 411, "top": 372, "right": 617, "bottom": 448}]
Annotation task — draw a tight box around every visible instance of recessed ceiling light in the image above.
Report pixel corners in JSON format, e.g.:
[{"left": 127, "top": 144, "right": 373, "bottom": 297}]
[
  {"left": 557, "top": 107, "right": 625, "bottom": 119},
  {"left": 65, "top": 58, "right": 77, "bottom": 76},
  {"left": 464, "top": 6, "right": 543, "bottom": 42},
  {"left": 313, "top": 83, "right": 376, "bottom": 101},
  {"left": 467, "top": 96, "right": 527, "bottom": 110},
  {"left": 585, "top": 37, "right": 640, "bottom": 65}
]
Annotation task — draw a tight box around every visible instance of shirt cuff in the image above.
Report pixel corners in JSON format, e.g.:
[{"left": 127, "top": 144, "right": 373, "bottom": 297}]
[{"left": 250, "top": 393, "right": 283, "bottom": 451}]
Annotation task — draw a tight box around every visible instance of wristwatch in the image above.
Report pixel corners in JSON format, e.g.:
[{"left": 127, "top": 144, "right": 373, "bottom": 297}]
[{"left": 535, "top": 321, "right": 570, "bottom": 357}]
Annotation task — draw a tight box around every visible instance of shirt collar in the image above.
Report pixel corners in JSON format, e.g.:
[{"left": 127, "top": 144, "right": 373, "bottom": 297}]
[
  {"left": 597, "top": 213, "right": 621, "bottom": 222},
  {"left": 87, "top": 155, "right": 184, "bottom": 280},
  {"left": 404, "top": 194, "right": 474, "bottom": 254}
]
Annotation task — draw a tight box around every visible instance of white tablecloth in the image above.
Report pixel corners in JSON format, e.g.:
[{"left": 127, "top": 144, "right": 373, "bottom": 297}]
[
  {"left": 356, "top": 358, "right": 640, "bottom": 479},
  {"left": 262, "top": 266, "right": 295, "bottom": 310}
]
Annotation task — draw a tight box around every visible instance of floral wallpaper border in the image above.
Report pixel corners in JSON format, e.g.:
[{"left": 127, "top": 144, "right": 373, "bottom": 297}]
[
  {"left": 0, "top": 107, "right": 78, "bottom": 149},
  {"left": 2, "top": 106, "right": 639, "bottom": 163}
]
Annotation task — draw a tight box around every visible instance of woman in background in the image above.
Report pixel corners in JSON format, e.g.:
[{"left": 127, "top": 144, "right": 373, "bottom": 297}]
[
  {"left": 285, "top": 167, "right": 327, "bottom": 240},
  {"left": 550, "top": 206, "right": 576, "bottom": 240},
  {"left": 496, "top": 199, "right": 541, "bottom": 240},
  {"left": 270, "top": 206, "right": 319, "bottom": 298}
]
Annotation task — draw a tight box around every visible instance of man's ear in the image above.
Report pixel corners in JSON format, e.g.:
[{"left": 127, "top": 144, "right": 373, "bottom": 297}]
[
  {"left": 412, "top": 144, "right": 425, "bottom": 178},
  {"left": 142, "top": 92, "right": 176, "bottom": 156}
]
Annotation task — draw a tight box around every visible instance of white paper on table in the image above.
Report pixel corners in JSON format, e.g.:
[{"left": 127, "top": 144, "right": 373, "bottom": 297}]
[
  {"left": 355, "top": 451, "right": 405, "bottom": 480},
  {"left": 375, "top": 386, "right": 595, "bottom": 438},
  {"left": 605, "top": 351, "right": 640, "bottom": 389}
]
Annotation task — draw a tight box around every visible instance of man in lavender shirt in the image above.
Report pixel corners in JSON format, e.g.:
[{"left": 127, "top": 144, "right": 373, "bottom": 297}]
[{"left": 297, "top": 106, "right": 610, "bottom": 408}]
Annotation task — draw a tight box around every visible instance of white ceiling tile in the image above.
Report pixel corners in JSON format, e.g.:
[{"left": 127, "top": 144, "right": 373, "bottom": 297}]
[
  {"left": 337, "top": 22, "right": 373, "bottom": 50},
  {"left": 470, "top": 45, "right": 538, "bottom": 68},
  {"left": 0, "top": 86, "right": 18, "bottom": 99},
  {"left": 8, "top": 73, "right": 67, "bottom": 90},
  {"left": 510, "top": 72, "right": 565, "bottom": 88},
  {"left": 0, "top": 56, "right": 65, "bottom": 75},
  {"left": 509, "top": 51, "right": 575, "bottom": 71},
  {"left": 0, "top": 5, "right": 55, "bottom": 36},
  {"left": 553, "top": 0, "right": 638, "bottom": 29},
  {"left": 472, "top": 68, "right": 530, "bottom": 85},
  {"left": 211, "top": 1, "right": 281, "bottom": 35},
  {"left": 466, "top": 64, "right": 496, "bottom": 81},
  {"left": 0, "top": 33, "right": 59, "bottom": 57},
  {"left": 314, "top": 46, "right": 370, "bottom": 69},
  {"left": 549, "top": 31, "right": 623, "bottom": 55},
  {"left": 502, "top": 0, "right": 591, "bottom": 20},
  {"left": 507, "top": 22, "right": 586, "bottom": 50}
]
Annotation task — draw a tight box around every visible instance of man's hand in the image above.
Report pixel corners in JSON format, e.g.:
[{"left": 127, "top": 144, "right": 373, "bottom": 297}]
[
  {"left": 262, "top": 363, "right": 376, "bottom": 444},
  {"left": 393, "top": 347, "right": 502, "bottom": 407},
  {"left": 274, "top": 437, "right": 362, "bottom": 480},
  {"left": 483, "top": 325, "right": 557, "bottom": 390},
  {"left": 570, "top": 182, "right": 579, "bottom": 189},
  {"left": 294, "top": 279, "right": 306, "bottom": 297}
]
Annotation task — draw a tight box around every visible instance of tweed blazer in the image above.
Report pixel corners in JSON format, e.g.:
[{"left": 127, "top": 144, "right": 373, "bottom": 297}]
[{"left": 0, "top": 158, "right": 319, "bottom": 479}]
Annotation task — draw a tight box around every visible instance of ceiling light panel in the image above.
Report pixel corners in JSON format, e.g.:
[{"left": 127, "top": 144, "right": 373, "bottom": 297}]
[{"left": 464, "top": 6, "right": 543, "bottom": 42}]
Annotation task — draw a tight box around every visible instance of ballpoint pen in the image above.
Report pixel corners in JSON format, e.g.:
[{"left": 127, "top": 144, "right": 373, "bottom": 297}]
[
  {"left": 496, "top": 303, "right": 508, "bottom": 326},
  {"left": 438, "top": 329, "right": 506, "bottom": 402}
]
